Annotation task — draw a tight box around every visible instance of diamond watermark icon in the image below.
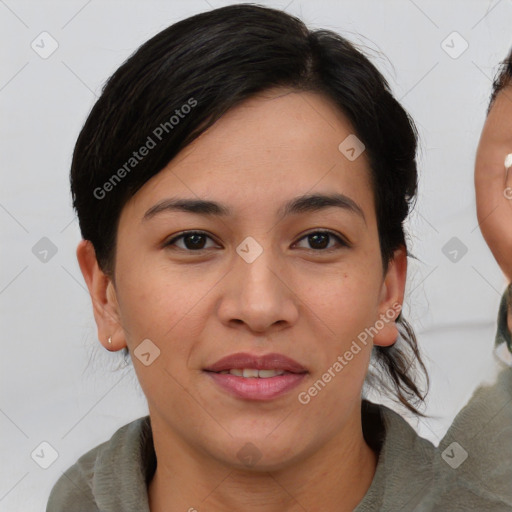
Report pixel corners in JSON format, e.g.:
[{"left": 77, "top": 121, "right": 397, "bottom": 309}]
[
  {"left": 134, "top": 338, "right": 160, "bottom": 366},
  {"left": 441, "top": 31, "right": 468, "bottom": 59},
  {"left": 441, "top": 236, "right": 468, "bottom": 263},
  {"left": 441, "top": 441, "right": 468, "bottom": 469},
  {"left": 31, "top": 441, "right": 59, "bottom": 469},
  {"left": 31, "top": 31, "right": 59, "bottom": 59},
  {"left": 32, "top": 237, "right": 58, "bottom": 263},
  {"left": 338, "top": 134, "right": 365, "bottom": 161},
  {"left": 236, "top": 236, "right": 263, "bottom": 264},
  {"left": 236, "top": 442, "right": 262, "bottom": 467}
]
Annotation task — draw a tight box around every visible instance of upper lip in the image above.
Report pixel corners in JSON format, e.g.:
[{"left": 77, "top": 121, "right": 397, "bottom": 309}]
[{"left": 204, "top": 352, "right": 308, "bottom": 373}]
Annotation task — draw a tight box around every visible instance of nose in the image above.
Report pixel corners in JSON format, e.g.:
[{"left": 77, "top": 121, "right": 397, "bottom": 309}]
[{"left": 216, "top": 241, "right": 300, "bottom": 334}]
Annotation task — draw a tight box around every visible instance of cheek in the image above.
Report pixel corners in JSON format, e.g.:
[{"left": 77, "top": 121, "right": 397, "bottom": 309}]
[
  {"left": 114, "top": 267, "right": 209, "bottom": 401},
  {"left": 302, "top": 266, "right": 382, "bottom": 340},
  {"left": 115, "top": 257, "right": 218, "bottom": 338},
  {"left": 291, "top": 267, "right": 380, "bottom": 383}
]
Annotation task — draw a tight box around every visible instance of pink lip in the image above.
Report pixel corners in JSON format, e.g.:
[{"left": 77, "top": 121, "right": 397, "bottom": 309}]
[
  {"left": 203, "top": 352, "right": 308, "bottom": 401},
  {"left": 204, "top": 352, "right": 307, "bottom": 373},
  {"left": 206, "top": 372, "right": 307, "bottom": 401}
]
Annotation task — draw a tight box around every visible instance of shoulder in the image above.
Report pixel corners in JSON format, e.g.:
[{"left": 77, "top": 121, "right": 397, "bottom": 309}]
[
  {"left": 433, "top": 361, "right": 512, "bottom": 507},
  {"left": 443, "top": 285, "right": 512, "bottom": 459},
  {"left": 429, "top": 288, "right": 512, "bottom": 509},
  {"left": 439, "top": 284, "right": 512, "bottom": 463},
  {"left": 46, "top": 416, "right": 153, "bottom": 512}
]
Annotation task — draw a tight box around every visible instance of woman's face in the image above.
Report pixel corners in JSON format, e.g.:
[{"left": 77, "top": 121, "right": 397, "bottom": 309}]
[{"left": 84, "top": 88, "right": 406, "bottom": 470}]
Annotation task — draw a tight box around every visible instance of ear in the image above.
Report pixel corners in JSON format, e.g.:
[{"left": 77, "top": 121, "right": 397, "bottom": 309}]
[
  {"left": 76, "top": 239, "right": 125, "bottom": 351},
  {"left": 372, "top": 246, "right": 407, "bottom": 347}
]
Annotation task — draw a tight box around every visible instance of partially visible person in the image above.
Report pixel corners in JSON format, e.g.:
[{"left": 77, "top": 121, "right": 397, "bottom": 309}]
[{"left": 476, "top": 47, "right": 512, "bottom": 335}]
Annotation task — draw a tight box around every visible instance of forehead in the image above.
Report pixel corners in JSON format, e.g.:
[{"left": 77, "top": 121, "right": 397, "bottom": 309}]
[{"left": 124, "top": 88, "right": 375, "bottom": 222}]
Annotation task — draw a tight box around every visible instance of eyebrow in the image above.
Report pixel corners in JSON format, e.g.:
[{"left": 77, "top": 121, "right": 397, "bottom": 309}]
[{"left": 143, "top": 192, "right": 366, "bottom": 224}]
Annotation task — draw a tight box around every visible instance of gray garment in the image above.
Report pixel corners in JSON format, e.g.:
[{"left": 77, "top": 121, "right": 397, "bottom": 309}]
[{"left": 46, "top": 291, "right": 512, "bottom": 511}]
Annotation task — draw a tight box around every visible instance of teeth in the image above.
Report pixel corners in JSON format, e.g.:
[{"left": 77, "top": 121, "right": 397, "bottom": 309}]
[{"left": 218, "top": 368, "right": 286, "bottom": 378}]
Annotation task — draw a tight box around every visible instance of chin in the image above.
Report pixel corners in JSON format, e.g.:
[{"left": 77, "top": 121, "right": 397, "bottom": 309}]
[{"left": 210, "top": 435, "right": 307, "bottom": 473}]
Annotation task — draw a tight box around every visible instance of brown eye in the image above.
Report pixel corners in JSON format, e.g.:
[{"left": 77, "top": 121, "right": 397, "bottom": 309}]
[
  {"left": 294, "top": 230, "right": 349, "bottom": 251},
  {"left": 165, "top": 231, "right": 218, "bottom": 251}
]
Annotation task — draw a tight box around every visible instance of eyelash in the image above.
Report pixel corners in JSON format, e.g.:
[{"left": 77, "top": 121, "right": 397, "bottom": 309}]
[{"left": 163, "top": 230, "right": 350, "bottom": 253}]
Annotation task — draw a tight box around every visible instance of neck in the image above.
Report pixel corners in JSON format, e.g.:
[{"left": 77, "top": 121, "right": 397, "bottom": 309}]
[{"left": 147, "top": 406, "right": 378, "bottom": 512}]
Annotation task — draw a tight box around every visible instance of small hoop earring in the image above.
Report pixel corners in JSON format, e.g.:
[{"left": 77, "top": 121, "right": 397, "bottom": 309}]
[{"left": 107, "top": 336, "right": 112, "bottom": 345}]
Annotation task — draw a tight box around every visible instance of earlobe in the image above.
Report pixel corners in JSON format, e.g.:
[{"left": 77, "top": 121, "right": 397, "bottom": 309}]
[
  {"left": 76, "top": 240, "right": 125, "bottom": 351},
  {"left": 373, "top": 246, "right": 407, "bottom": 348}
]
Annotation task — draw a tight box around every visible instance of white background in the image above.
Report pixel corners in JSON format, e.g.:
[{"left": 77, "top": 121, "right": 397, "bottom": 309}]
[{"left": 1, "top": 0, "right": 512, "bottom": 510}]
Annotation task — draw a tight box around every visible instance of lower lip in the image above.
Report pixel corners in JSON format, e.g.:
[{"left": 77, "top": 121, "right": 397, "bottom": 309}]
[{"left": 205, "top": 371, "right": 307, "bottom": 401}]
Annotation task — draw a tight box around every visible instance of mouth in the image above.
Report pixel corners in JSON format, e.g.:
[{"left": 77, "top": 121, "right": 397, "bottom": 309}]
[{"left": 203, "top": 352, "right": 308, "bottom": 400}]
